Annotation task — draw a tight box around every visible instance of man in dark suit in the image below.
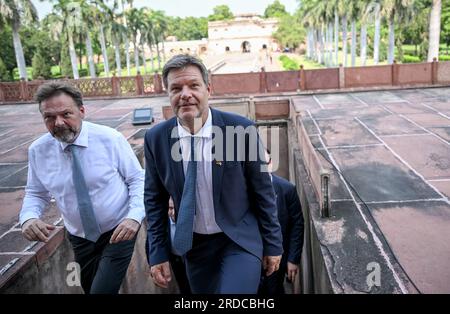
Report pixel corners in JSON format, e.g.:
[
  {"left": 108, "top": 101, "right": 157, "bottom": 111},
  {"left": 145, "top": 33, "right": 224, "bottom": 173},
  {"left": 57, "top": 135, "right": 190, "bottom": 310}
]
[
  {"left": 168, "top": 198, "right": 191, "bottom": 294},
  {"left": 259, "top": 150, "right": 304, "bottom": 294},
  {"left": 144, "top": 54, "right": 283, "bottom": 293}
]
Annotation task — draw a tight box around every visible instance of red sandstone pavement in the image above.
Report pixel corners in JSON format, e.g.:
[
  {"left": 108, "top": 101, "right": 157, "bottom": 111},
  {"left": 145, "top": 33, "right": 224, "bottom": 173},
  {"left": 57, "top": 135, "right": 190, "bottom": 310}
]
[{"left": 293, "top": 86, "right": 450, "bottom": 293}]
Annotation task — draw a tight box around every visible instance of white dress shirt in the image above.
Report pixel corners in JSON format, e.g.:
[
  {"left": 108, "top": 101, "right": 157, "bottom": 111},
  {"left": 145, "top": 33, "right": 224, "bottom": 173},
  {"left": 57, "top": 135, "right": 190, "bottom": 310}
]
[
  {"left": 20, "top": 121, "right": 145, "bottom": 238},
  {"left": 177, "top": 109, "right": 222, "bottom": 234}
]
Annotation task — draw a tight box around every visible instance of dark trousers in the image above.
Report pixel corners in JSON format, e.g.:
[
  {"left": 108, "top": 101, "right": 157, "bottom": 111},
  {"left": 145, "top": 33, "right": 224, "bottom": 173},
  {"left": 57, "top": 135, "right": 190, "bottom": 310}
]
[
  {"left": 185, "top": 232, "right": 261, "bottom": 294},
  {"left": 258, "top": 264, "right": 287, "bottom": 295},
  {"left": 169, "top": 253, "right": 192, "bottom": 294},
  {"left": 68, "top": 228, "right": 136, "bottom": 294}
]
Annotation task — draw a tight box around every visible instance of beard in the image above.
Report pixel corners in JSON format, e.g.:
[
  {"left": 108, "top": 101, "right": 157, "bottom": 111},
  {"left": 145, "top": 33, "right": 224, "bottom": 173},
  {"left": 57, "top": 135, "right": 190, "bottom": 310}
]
[{"left": 52, "top": 125, "right": 79, "bottom": 143}]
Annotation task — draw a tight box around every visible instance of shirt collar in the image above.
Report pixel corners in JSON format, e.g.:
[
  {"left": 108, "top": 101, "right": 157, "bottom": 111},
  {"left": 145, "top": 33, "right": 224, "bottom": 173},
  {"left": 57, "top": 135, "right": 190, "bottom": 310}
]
[
  {"left": 60, "top": 121, "right": 89, "bottom": 151},
  {"left": 177, "top": 108, "right": 212, "bottom": 139}
]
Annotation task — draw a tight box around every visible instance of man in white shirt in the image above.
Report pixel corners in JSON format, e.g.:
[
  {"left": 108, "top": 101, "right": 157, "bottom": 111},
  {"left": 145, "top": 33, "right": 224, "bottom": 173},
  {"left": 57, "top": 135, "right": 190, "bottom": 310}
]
[{"left": 19, "top": 82, "right": 145, "bottom": 294}]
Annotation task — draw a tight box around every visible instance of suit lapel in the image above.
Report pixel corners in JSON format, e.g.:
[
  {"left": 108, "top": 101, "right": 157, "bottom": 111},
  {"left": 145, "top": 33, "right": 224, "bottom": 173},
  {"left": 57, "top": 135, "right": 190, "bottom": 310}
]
[
  {"left": 167, "top": 119, "right": 185, "bottom": 197},
  {"left": 211, "top": 109, "right": 225, "bottom": 211}
]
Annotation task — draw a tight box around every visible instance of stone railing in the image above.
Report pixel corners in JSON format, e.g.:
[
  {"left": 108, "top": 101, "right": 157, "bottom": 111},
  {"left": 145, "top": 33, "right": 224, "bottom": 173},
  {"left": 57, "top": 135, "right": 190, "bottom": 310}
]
[{"left": 1, "top": 60, "right": 449, "bottom": 104}]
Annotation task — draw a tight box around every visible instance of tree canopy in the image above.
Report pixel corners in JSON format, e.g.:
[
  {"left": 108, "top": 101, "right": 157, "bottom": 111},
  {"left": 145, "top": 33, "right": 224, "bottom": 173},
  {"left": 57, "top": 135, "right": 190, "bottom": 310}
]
[
  {"left": 264, "top": 0, "right": 288, "bottom": 18},
  {"left": 208, "top": 5, "right": 234, "bottom": 21}
]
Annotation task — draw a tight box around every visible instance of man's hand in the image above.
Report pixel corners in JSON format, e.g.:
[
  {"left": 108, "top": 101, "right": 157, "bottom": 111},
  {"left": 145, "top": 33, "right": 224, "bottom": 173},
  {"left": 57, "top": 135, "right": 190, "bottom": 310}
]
[
  {"left": 110, "top": 218, "right": 140, "bottom": 243},
  {"left": 21, "top": 218, "right": 56, "bottom": 242},
  {"left": 150, "top": 261, "right": 172, "bottom": 288},
  {"left": 287, "top": 261, "right": 299, "bottom": 282},
  {"left": 263, "top": 255, "right": 282, "bottom": 276}
]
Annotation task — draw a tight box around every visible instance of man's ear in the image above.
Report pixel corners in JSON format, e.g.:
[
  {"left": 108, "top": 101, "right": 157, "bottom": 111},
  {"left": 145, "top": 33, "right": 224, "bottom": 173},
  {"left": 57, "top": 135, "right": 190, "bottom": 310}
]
[
  {"left": 207, "top": 83, "right": 211, "bottom": 96},
  {"left": 79, "top": 105, "right": 86, "bottom": 118}
]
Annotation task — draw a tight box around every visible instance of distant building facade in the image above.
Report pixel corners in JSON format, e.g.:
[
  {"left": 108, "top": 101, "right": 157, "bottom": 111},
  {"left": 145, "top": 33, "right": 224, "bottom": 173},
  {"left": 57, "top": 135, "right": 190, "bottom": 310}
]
[
  {"left": 208, "top": 14, "right": 279, "bottom": 54},
  {"left": 160, "top": 14, "right": 280, "bottom": 58}
]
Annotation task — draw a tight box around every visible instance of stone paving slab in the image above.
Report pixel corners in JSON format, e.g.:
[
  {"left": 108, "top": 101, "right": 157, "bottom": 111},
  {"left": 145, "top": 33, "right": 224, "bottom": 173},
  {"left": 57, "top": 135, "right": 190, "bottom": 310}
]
[
  {"left": 352, "top": 90, "right": 405, "bottom": 104},
  {"left": 359, "top": 115, "right": 427, "bottom": 136},
  {"left": 403, "top": 113, "right": 450, "bottom": 128},
  {"left": 316, "top": 119, "right": 381, "bottom": 147},
  {"left": 383, "top": 102, "right": 435, "bottom": 114},
  {"left": 431, "top": 181, "right": 450, "bottom": 199},
  {"left": 331, "top": 146, "right": 440, "bottom": 202},
  {"left": 383, "top": 135, "right": 450, "bottom": 180},
  {"left": 370, "top": 201, "right": 450, "bottom": 293}
]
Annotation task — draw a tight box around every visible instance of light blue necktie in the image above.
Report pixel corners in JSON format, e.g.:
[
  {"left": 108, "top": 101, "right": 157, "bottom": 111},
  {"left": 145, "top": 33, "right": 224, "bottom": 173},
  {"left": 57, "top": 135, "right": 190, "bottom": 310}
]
[
  {"left": 69, "top": 145, "right": 101, "bottom": 242},
  {"left": 173, "top": 136, "right": 197, "bottom": 255}
]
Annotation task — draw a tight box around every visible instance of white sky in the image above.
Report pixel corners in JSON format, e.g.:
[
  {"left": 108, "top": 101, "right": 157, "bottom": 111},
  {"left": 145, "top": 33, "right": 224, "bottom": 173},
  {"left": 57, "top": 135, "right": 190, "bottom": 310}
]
[{"left": 32, "top": 0, "right": 299, "bottom": 20}]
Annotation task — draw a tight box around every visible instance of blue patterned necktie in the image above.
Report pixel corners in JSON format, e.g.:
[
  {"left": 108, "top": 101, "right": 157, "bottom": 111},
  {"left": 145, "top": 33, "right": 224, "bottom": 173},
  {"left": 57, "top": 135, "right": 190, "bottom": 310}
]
[
  {"left": 173, "top": 136, "right": 197, "bottom": 255},
  {"left": 69, "top": 145, "right": 101, "bottom": 242}
]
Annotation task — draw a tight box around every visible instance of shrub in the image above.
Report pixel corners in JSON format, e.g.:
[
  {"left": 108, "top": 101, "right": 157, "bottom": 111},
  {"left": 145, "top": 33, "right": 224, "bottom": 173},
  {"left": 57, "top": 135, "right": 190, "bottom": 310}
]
[
  {"left": 0, "top": 57, "right": 12, "bottom": 81},
  {"left": 402, "top": 55, "right": 421, "bottom": 63},
  {"left": 279, "top": 55, "right": 300, "bottom": 70},
  {"left": 439, "top": 55, "right": 450, "bottom": 61},
  {"left": 32, "top": 51, "right": 52, "bottom": 79},
  {"left": 60, "top": 43, "right": 73, "bottom": 78}
]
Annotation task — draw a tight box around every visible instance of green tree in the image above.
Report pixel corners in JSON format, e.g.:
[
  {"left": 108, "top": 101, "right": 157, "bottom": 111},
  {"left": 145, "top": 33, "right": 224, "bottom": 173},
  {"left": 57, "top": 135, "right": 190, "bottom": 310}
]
[
  {"left": 442, "top": 0, "right": 450, "bottom": 54},
  {"left": 60, "top": 40, "right": 73, "bottom": 78},
  {"left": 32, "top": 51, "right": 52, "bottom": 79},
  {"left": 273, "top": 13, "right": 305, "bottom": 49},
  {"left": 208, "top": 5, "right": 234, "bottom": 21},
  {"left": 0, "top": 56, "right": 12, "bottom": 81},
  {"left": 0, "top": 0, "right": 38, "bottom": 80},
  {"left": 167, "top": 16, "right": 207, "bottom": 40},
  {"left": 0, "top": 25, "right": 16, "bottom": 77},
  {"left": 264, "top": 0, "right": 288, "bottom": 18}
]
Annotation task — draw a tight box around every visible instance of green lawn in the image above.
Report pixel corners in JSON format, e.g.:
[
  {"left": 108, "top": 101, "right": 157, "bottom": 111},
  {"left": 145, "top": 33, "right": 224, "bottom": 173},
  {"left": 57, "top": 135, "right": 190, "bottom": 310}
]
[{"left": 284, "top": 50, "right": 389, "bottom": 70}]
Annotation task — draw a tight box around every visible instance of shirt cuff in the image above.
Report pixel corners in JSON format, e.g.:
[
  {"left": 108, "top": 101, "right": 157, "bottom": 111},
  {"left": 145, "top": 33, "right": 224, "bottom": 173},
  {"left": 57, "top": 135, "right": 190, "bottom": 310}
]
[
  {"left": 19, "top": 212, "right": 40, "bottom": 227},
  {"left": 125, "top": 208, "right": 145, "bottom": 225}
]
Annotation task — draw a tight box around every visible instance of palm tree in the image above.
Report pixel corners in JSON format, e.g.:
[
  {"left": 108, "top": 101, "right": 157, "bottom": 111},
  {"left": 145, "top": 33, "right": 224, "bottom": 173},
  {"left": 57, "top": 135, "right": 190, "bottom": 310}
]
[
  {"left": 301, "top": 0, "right": 326, "bottom": 64},
  {"left": 427, "top": 0, "right": 441, "bottom": 61},
  {"left": 334, "top": 7, "right": 339, "bottom": 66},
  {"left": 126, "top": 7, "right": 145, "bottom": 73},
  {"left": 143, "top": 10, "right": 156, "bottom": 72},
  {"left": 151, "top": 10, "right": 168, "bottom": 65},
  {"left": 53, "top": 0, "right": 81, "bottom": 79},
  {"left": 359, "top": 2, "right": 372, "bottom": 66},
  {"left": 368, "top": 0, "right": 382, "bottom": 64},
  {"left": 98, "top": 0, "right": 125, "bottom": 76},
  {"left": 92, "top": 1, "right": 110, "bottom": 77},
  {"left": 348, "top": 1, "right": 360, "bottom": 67},
  {"left": 382, "top": 0, "right": 415, "bottom": 64},
  {"left": 148, "top": 10, "right": 168, "bottom": 70},
  {"left": 119, "top": 0, "right": 132, "bottom": 75},
  {"left": 0, "top": 0, "right": 38, "bottom": 80},
  {"left": 80, "top": 1, "right": 97, "bottom": 78},
  {"left": 338, "top": 0, "right": 349, "bottom": 67}
]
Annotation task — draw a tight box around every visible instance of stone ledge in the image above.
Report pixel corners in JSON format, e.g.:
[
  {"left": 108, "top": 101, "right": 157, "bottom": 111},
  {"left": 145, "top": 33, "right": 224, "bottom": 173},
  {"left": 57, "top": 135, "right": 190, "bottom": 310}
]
[{"left": 0, "top": 226, "right": 65, "bottom": 291}]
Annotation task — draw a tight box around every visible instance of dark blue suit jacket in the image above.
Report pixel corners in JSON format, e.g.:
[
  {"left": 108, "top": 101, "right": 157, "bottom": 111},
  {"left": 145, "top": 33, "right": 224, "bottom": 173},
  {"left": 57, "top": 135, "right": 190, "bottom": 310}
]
[
  {"left": 144, "top": 108, "right": 283, "bottom": 266},
  {"left": 272, "top": 175, "right": 304, "bottom": 265}
]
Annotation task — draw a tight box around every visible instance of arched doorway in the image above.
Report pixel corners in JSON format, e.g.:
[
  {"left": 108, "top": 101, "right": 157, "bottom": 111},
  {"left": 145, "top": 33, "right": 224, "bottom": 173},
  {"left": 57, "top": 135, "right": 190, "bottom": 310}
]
[{"left": 241, "top": 41, "right": 251, "bottom": 53}]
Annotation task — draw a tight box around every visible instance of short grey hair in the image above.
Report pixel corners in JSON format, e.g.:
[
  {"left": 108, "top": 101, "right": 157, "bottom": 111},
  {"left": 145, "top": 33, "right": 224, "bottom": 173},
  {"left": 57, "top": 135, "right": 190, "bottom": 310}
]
[
  {"left": 162, "top": 54, "right": 209, "bottom": 89},
  {"left": 35, "top": 82, "right": 83, "bottom": 110}
]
